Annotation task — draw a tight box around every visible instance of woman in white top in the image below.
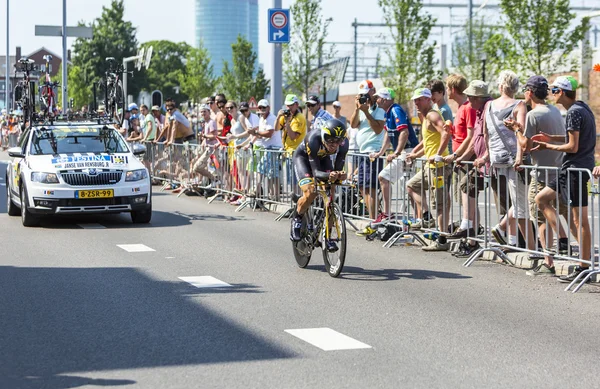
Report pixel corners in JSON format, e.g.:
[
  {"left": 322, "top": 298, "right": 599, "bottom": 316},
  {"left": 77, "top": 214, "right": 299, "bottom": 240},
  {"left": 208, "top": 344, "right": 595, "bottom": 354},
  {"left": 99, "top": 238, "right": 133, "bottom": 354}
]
[{"left": 484, "top": 70, "right": 536, "bottom": 254}]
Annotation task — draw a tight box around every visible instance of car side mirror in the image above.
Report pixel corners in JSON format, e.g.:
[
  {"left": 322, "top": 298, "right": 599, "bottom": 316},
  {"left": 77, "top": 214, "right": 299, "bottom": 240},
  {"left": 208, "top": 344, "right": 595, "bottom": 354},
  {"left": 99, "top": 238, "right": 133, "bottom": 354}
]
[
  {"left": 7, "top": 147, "right": 25, "bottom": 159},
  {"left": 132, "top": 143, "right": 146, "bottom": 156}
]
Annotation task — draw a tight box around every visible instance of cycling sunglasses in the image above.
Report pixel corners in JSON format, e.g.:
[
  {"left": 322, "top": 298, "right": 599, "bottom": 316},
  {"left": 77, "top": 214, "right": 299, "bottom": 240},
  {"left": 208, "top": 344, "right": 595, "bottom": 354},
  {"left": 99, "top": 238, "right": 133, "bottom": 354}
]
[
  {"left": 325, "top": 138, "right": 345, "bottom": 145},
  {"left": 551, "top": 87, "right": 561, "bottom": 95}
]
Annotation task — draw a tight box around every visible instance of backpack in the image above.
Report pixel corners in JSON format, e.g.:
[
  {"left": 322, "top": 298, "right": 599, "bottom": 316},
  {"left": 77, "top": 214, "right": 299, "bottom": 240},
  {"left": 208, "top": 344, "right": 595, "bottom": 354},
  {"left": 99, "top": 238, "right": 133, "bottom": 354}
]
[{"left": 377, "top": 224, "right": 401, "bottom": 241}]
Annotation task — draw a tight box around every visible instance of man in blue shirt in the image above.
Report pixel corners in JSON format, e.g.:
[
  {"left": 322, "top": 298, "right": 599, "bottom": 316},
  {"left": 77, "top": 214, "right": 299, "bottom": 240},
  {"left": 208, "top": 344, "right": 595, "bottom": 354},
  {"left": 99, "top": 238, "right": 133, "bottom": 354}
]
[{"left": 371, "top": 87, "right": 418, "bottom": 220}]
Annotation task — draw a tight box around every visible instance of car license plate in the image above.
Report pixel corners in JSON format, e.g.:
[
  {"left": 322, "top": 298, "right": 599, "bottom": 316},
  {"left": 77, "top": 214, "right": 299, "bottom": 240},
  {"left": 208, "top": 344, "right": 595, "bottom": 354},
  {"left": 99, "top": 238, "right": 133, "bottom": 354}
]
[{"left": 75, "top": 189, "right": 114, "bottom": 199}]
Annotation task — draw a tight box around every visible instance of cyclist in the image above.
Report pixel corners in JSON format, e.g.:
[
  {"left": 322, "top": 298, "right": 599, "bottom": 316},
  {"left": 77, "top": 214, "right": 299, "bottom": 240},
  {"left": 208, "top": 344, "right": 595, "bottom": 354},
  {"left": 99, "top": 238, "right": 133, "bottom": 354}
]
[{"left": 290, "top": 118, "right": 349, "bottom": 251}]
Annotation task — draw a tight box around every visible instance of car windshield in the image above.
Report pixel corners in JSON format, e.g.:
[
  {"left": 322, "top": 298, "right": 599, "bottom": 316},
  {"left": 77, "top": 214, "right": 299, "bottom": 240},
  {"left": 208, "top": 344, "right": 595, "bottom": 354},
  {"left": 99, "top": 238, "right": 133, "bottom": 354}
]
[{"left": 30, "top": 126, "right": 128, "bottom": 155}]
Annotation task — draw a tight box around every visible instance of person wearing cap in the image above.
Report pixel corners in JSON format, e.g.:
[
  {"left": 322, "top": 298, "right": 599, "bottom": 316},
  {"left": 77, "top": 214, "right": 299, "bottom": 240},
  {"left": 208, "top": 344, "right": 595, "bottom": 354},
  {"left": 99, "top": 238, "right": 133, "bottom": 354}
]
[
  {"left": 331, "top": 101, "right": 347, "bottom": 128},
  {"left": 191, "top": 104, "right": 219, "bottom": 185},
  {"left": 502, "top": 75, "right": 570, "bottom": 275},
  {"left": 405, "top": 87, "right": 451, "bottom": 250},
  {"left": 306, "top": 95, "right": 333, "bottom": 133},
  {"left": 350, "top": 80, "right": 386, "bottom": 233},
  {"left": 531, "top": 75, "right": 597, "bottom": 283},
  {"left": 277, "top": 94, "right": 307, "bottom": 155},
  {"left": 128, "top": 103, "right": 139, "bottom": 118},
  {"left": 372, "top": 87, "right": 418, "bottom": 221}
]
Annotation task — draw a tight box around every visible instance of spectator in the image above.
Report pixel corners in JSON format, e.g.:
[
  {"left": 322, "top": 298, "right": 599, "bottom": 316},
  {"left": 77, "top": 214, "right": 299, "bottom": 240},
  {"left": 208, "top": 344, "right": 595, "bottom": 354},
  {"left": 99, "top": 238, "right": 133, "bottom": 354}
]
[
  {"left": 236, "top": 102, "right": 260, "bottom": 198},
  {"left": 152, "top": 106, "right": 166, "bottom": 142},
  {"left": 207, "top": 96, "right": 218, "bottom": 121},
  {"left": 373, "top": 87, "right": 419, "bottom": 220},
  {"left": 192, "top": 104, "right": 219, "bottom": 184},
  {"left": 405, "top": 88, "right": 451, "bottom": 251},
  {"left": 277, "top": 94, "right": 307, "bottom": 155},
  {"left": 117, "top": 109, "right": 131, "bottom": 137},
  {"left": 504, "top": 75, "right": 570, "bottom": 275},
  {"left": 332, "top": 101, "right": 347, "bottom": 128},
  {"left": 532, "top": 75, "right": 597, "bottom": 282},
  {"left": 138, "top": 105, "right": 154, "bottom": 141},
  {"left": 350, "top": 80, "right": 386, "bottom": 235},
  {"left": 428, "top": 79, "right": 454, "bottom": 152},
  {"left": 306, "top": 95, "right": 334, "bottom": 132},
  {"left": 159, "top": 99, "right": 196, "bottom": 145},
  {"left": 128, "top": 103, "right": 139, "bottom": 122},
  {"left": 485, "top": 70, "right": 537, "bottom": 255},
  {"left": 127, "top": 116, "right": 143, "bottom": 142}
]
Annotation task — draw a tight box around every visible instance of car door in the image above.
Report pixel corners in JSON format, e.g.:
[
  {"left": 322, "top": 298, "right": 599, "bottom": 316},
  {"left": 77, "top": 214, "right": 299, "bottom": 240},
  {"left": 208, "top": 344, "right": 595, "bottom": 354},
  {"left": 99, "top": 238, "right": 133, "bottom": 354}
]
[{"left": 8, "top": 129, "right": 30, "bottom": 199}]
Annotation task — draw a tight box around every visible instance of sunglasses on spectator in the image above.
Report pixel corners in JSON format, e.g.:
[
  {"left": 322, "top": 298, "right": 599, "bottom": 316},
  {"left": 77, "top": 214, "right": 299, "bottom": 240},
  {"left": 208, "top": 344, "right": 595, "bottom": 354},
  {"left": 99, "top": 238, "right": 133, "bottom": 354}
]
[
  {"left": 240, "top": 109, "right": 248, "bottom": 113},
  {"left": 551, "top": 87, "right": 561, "bottom": 95},
  {"left": 225, "top": 106, "right": 235, "bottom": 110},
  {"left": 306, "top": 103, "right": 316, "bottom": 108},
  {"left": 166, "top": 107, "right": 174, "bottom": 111}
]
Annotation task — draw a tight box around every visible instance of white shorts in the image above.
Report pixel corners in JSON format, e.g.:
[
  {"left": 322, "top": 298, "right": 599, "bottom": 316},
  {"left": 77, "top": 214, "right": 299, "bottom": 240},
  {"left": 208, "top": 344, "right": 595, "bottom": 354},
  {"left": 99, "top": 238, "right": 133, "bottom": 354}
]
[
  {"left": 497, "top": 167, "right": 529, "bottom": 219},
  {"left": 378, "top": 149, "right": 414, "bottom": 183}
]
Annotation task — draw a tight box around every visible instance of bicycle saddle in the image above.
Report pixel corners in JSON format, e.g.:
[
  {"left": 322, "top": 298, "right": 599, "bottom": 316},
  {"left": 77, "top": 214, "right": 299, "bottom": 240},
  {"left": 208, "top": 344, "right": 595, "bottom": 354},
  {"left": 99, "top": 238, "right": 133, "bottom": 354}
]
[
  {"left": 18, "top": 57, "right": 34, "bottom": 64},
  {"left": 43, "top": 55, "right": 53, "bottom": 61},
  {"left": 105, "top": 57, "right": 115, "bottom": 62}
]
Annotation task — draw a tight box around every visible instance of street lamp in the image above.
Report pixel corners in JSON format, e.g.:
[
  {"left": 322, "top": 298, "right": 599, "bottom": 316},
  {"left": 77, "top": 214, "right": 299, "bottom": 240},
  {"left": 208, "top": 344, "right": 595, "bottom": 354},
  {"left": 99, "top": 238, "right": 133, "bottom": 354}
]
[{"left": 481, "top": 52, "right": 487, "bottom": 82}]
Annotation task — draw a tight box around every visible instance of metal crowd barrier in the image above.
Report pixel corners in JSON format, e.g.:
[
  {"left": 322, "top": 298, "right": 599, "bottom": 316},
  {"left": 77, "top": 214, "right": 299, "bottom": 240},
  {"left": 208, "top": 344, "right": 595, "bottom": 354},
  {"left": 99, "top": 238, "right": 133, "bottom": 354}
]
[{"left": 139, "top": 140, "right": 600, "bottom": 293}]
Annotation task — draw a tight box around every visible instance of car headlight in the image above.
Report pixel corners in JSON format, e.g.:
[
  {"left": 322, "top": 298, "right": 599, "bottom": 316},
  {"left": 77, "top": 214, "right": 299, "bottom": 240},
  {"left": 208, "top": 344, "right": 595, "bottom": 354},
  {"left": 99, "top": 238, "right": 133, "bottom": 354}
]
[
  {"left": 31, "top": 172, "right": 59, "bottom": 184},
  {"left": 125, "top": 169, "right": 148, "bottom": 182}
]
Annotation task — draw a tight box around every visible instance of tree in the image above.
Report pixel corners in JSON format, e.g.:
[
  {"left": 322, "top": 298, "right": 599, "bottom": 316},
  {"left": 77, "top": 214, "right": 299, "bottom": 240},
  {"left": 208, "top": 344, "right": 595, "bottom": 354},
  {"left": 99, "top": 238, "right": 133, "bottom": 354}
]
[
  {"left": 283, "top": 0, "right": 334, "bottom": 100},
  {"left": 498, "top": 0, "right": 590, "bottom": 76},
  {"left": 55, "top": 63, "right": 93, "bottom": 110},
  {"left": 378, "top": 0, "right": 439, "bottom": 104},
  {"left": 221, "top": 35, "right": 269, "bottom": 102},
  {"left": 71, "top": 0, "right": 141, "bottom": 98},
  {"left": 141, "top": 40, "right": 191, "bottom": 104},
  {"left": 451, "top": 18, "right": 507, "bottom": 84},
  {"left": 178, "top": 43, "right": 217, "bottom": 103}
]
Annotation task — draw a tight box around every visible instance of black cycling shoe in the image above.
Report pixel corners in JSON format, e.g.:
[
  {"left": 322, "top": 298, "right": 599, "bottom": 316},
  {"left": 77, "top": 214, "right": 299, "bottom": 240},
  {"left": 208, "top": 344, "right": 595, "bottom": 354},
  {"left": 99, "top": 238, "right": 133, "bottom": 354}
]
[
  {"left": 290, "top": 216, "right": 303, "bottom": 242},
  {"left": 326, "top": 240, "right": 339, "bottom": 252}
]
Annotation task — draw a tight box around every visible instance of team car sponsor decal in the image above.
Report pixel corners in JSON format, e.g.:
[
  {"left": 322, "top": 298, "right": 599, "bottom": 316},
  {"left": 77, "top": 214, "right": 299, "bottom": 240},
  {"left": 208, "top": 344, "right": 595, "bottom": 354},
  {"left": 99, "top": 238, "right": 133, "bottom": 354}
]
[
  {"left": 111, "top": 156, "right": 128, "bottom": 165},
  {"left": 132, "top": 187, "right": 141, "bottom": 193},
  {"left": 51, "top": 155, "right": 112, "bottom": 169},
  {"left": 43, "top": 190, "right": 55, "bottom": 195}
]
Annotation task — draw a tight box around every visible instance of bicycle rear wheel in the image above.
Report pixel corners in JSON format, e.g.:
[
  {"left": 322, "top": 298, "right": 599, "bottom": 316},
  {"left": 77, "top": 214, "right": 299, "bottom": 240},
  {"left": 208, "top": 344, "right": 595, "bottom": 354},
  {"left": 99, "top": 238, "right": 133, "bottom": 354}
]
[
  {"left": 322, "top": 202, "right": 347, "bottom": 277},
  {"left": 292, "top": 210, "right": 313, "bottom": 268},
  {"left": 114, "top": 79, "right": 125, "bottom": 126}
]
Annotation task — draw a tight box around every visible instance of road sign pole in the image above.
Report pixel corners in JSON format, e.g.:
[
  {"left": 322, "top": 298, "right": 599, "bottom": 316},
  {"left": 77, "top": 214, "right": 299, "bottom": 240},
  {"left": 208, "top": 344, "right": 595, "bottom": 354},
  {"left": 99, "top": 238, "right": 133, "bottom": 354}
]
[
  {"left": 270, "top": 0, "right": 284, "bottom": 110},
  {"left": 6, "top": 0, "right": 9, "bottom": 110},
  {"left": 62, "top": 0, "right": 68, "bottom": 111}
]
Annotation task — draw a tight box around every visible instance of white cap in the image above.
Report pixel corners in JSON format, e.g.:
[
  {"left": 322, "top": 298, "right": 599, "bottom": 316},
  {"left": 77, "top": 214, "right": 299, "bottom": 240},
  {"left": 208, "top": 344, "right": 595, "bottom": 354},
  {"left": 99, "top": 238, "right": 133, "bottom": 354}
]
[
  {"left": 332, "top": 101, "right": 341, "bottom": 107},
  {"left": 199, "top": 104, "right": 211, "bottom": 112},
  {"left": 257, "top": 99, "right": 270, "bottom": 107}
]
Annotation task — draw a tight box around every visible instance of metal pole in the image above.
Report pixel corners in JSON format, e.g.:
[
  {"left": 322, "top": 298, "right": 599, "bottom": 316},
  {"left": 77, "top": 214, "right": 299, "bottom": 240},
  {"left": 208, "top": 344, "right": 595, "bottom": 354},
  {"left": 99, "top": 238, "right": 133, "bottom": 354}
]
[
  {"left": 5, "top": 0, "right": 9, "bottom": 110},
  {"left": 62, "top": 0, "right": 68, "bottom": 112},
  {"left": 270, "top": 0, "right": 282, "bottom": 111},
  {"left": 322, "top": 76, "right": 326, "bottom": 110},
  {"left": 482, "top": 58, "right": 486, "bottom": 82},
  {"left": 468, "top": 0, "right": 473, "bottom": 60},
  {"left": 123, "top": 59, "right": 127, "bottom": 105},
  {"left": 353, "top": 18, "right": 357, "bottom": 82}
]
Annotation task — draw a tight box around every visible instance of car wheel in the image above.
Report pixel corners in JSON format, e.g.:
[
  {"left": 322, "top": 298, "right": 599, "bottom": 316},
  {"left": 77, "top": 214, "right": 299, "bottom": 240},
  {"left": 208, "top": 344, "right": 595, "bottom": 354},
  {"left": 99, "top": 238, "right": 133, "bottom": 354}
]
[
  {"left": 20, "top": 184, "right": 40, "bottom": 227},
  {"left": 6, "top": 176, "right": 20, "bottom": 216},
  {"left": 131, "top": 205, "right": 152, "bottom": 224}
]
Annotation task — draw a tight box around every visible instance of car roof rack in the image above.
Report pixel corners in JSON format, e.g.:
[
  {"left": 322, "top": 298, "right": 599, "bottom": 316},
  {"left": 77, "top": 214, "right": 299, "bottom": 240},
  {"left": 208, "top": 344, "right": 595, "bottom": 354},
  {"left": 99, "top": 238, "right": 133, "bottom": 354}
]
[{"left": 29, "top": 112, "right": 116, "bottom": 127}]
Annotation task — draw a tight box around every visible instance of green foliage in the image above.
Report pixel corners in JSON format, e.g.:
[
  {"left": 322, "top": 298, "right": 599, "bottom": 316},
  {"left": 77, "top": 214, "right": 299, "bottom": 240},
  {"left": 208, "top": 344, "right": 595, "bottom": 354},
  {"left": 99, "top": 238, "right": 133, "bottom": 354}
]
[
  {"left": 55, "top": 63, "right": 92, "bottom": 109},
  {"left": 178, "top": 42, "right": 217, "bottom": 103},
  {"left": 498, "top": 0, "right": 590, "bottom": 76},
  {"left": 221, "top": 35, "right": 269, "bottom": 102},
  {"left": 452, "top": 18, "right": 507, "bottom": 83},
  {"left": 283, "top": 0, "right": 334, "bottom": 100},
  {"left": 71, "top": 0, "right": 140, "bottom": 98},
  {"left": 378, "top": 0, "right": 439, "bottom": 104},
  {"left": 141, "top": 40, "right": 191, "bottom": 104}
]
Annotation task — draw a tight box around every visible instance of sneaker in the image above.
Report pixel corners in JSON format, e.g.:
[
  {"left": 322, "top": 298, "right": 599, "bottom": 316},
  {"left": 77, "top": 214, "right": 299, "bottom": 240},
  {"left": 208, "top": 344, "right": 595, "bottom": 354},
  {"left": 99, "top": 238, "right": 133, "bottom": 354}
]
[
  {"left": 326, "top": 240, "right": 339, "bottom": 252},
  {"left": 422, "top": 241, "right": 450, "bottom": 251},
  {"left": 423, "top": 231, "right": 440, "bottom": 241},
  {"left": 491, "top": 227, "right": 507, "bottom": 245},
  {"left": 356, "top": 226, "right": 377, "bottom": 236},
  {"left": 526, "top": 263, "right": 556, "bottom": 276},
  {"left": 411, "top": 218, "right": 434, "bottom": 230},
  {"left": 373, "top": 213, "right": 389, "bottom": 224},
  {"left": 290, "top": 216, "right": 303, "bottom": 242},
  {"left": 448, "top": 228, "right": 477, "bottom": 240},
  {"left": 454, "top": 242, "right": 481, "bottom": 258},
  {"left": 558, "top": 266, "right": 591, "bottom": 283},
  {"left": 558, "top": 239, "right": 570, "bottom": 255}
]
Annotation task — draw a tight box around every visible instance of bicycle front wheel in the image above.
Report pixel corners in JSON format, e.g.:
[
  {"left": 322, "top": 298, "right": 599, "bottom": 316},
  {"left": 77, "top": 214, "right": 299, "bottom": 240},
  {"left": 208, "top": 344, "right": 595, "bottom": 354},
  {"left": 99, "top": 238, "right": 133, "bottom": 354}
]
[
  {"left": 114, "top": 79, "right": 125, "bottom": 126},
  {"left": 322, "top": 202, "right": 347, "bottom": 277}
]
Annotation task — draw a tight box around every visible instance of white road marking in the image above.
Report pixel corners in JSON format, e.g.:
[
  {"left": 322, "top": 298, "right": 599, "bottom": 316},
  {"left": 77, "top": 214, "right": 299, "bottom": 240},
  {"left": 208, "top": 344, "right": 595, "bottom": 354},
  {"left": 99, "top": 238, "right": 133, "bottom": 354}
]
[
  {"left": 0, "top": 183, "right": 5, "bottom": 186},
  {"left": 77, "top": 223, "right": 106, "bottom": 229},
  {"left": 178, "top": 276, "right": 232, "bottom": 288},
  {"left": 285, "top": 328, "right": 372, "bottom": 351},
  {"left": 166, "top": 257, "right": 175, "bottom": 259},
  {"left": 117, "top": 244, "right": 155, "bottom": 252}
]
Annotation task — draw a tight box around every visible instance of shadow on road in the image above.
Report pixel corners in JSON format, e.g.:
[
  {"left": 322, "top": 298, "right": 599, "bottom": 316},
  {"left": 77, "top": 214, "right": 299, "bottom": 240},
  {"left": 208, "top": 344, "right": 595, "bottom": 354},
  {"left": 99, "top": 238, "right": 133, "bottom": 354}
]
[
  {"left": 304, "top": 264, "right": 471, "bottom": 282},
  {"left": 0, "top": 266, "right": 294, "bottom": 389}
]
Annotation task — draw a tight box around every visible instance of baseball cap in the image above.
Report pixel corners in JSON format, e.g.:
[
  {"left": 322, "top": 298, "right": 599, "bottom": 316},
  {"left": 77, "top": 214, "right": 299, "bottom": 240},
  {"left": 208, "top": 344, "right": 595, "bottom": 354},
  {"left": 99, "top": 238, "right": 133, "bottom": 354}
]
[
  {"left": 284, "top": 94, "right": 299, "bottom": 105},
  {"left": 239, "top": 102, "right": 250, "bottom": 110},
  {"left": 525, "top": 75, "right": 548, "bottom": 91},
  {"left": 410, "top": 88, "right": 432, "bottom": 100},
  {"left": 306, "top": 95, "right": 320, "bottom": 105},
  {"left": 151, "top": 105, "right": 160, "bottom": 111},
  {"left": 257, "top": 99, "right": 270, "bottom": 107},
  {"left": 550, "top": 75, "right": 578, "bottom": 91},
  {"left": 128, "top": 103, "right": 139, "bottom": 111},
  {"left": 97, "top": 105, "right": 106, "bottom": 112},
  {"left": 464, "top": 80, "right": 490, "bottom": 97},
  {"left": 199, "top": 104, "right": 211, "bottom": 112},
  {"left": 357, "top": 79, "right": 374, "bottom": 94},
  {"left": 332, "top": 101, "right": 341, "bottom": 108},
  {"left": 375, "top": 87, "right": 396, "bottom": 100}
]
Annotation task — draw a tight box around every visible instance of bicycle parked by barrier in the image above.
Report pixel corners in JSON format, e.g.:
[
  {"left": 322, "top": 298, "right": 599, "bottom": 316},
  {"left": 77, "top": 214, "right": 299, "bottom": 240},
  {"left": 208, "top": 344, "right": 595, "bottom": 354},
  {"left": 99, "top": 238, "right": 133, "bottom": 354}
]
[
  {"left": 38, "top": 55, "right": 59, "bottom": 119},
  {"left": 13, "top": 57, "right": 37, "bottom": 126},
  {"left": 292, "top": 180, "right": 351, "bottom": 278},
  {"left": 99, "top": 57, "right": 127, "bottom": 125}
]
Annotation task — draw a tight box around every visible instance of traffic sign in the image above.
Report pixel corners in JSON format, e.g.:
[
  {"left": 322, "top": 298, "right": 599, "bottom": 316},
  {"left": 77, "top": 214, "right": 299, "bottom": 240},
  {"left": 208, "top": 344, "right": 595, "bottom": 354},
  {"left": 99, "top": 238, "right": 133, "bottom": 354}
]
[
  {"left": 268, "top": 8, "right": 290, "bottom": 43},
  {"left": 248, "top": 97, "right": 258, "bottom": 111}
]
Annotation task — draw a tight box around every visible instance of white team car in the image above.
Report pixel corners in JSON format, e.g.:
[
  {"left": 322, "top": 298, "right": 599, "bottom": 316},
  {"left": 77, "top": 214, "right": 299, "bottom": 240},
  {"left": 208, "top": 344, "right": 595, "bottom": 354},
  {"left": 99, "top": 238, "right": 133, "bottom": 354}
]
[{"left": 5, "top": 123, "right": 152, "bottom": 226}]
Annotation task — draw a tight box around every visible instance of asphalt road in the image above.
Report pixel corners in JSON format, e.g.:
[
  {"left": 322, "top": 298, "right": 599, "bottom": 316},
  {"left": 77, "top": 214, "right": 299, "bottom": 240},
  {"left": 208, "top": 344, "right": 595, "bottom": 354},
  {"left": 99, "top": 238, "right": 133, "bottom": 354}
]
[{"left": 2, "top": 158, "right": 600, "bottom": 389}]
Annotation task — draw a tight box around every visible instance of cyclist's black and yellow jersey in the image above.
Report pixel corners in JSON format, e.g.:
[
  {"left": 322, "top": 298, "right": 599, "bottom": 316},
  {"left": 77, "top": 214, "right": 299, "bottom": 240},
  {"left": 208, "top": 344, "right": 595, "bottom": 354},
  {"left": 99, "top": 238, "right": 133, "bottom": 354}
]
[{"left": 292, "top": 130, "right": 349, "bottom": 186}]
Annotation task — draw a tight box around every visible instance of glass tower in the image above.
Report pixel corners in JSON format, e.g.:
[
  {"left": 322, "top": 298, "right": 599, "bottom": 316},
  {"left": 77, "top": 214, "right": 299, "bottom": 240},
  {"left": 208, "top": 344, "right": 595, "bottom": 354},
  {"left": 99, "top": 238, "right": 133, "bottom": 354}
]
[{"left": 195, "top": 0, "right": 259, "bottom": 77}]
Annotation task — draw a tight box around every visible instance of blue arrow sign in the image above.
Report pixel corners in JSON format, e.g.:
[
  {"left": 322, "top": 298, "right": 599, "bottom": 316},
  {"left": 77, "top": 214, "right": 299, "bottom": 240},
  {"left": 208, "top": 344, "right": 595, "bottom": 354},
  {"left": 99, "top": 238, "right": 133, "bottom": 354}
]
[{"left": 268, "top": 8, "right": 290, "bottom": 43}]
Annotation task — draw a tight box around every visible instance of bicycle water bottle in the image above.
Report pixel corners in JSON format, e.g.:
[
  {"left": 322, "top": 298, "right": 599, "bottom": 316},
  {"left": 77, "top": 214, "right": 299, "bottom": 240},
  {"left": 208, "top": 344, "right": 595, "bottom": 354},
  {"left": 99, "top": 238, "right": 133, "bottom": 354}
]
[{"left": 433, "top": 155, "right": 444, "bottom": 189}]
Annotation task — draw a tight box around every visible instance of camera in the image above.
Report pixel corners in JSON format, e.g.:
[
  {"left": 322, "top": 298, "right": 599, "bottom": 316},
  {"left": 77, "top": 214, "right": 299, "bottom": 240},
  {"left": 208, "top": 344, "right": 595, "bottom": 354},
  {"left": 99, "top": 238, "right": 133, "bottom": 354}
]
[
  {"left": 359, "top": 94, "right": 370, "bottom": 104},
  {"left": 283, "top": 108, "right": 291, "bottom": 117}
]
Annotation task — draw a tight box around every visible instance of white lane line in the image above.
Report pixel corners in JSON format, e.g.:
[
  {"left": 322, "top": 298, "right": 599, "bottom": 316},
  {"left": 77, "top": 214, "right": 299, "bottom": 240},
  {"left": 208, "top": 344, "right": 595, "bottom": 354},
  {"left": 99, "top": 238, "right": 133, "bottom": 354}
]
[
  {"left": 285, "top": 328, "right": 372, "bottom": 351},
  {"left": 0, "top": 183, "right": 5, "bottom": 186},
  {"left": 117, "top": 244, "right": 155, "bottom": 252},
  {"left": 77, "top": 223, "right": 106, "bottom": 229},
  {"left": 178, "top": 276, "right": 232, "bottom": 288}
]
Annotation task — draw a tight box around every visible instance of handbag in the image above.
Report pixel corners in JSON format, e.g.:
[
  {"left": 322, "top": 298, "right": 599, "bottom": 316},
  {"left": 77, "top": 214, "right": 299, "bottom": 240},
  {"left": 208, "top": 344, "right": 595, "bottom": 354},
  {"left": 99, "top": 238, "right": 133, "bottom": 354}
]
[{"left": 488, "top": 104, "right": 516, "bottom": 167}]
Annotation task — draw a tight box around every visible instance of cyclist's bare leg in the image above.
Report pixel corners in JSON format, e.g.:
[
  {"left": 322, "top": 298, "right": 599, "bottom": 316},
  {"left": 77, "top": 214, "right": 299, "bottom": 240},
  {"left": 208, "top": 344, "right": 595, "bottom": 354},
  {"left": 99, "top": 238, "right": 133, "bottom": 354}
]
[{"left": 296, "top": 180, "right": 317, "bottom": 216}]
